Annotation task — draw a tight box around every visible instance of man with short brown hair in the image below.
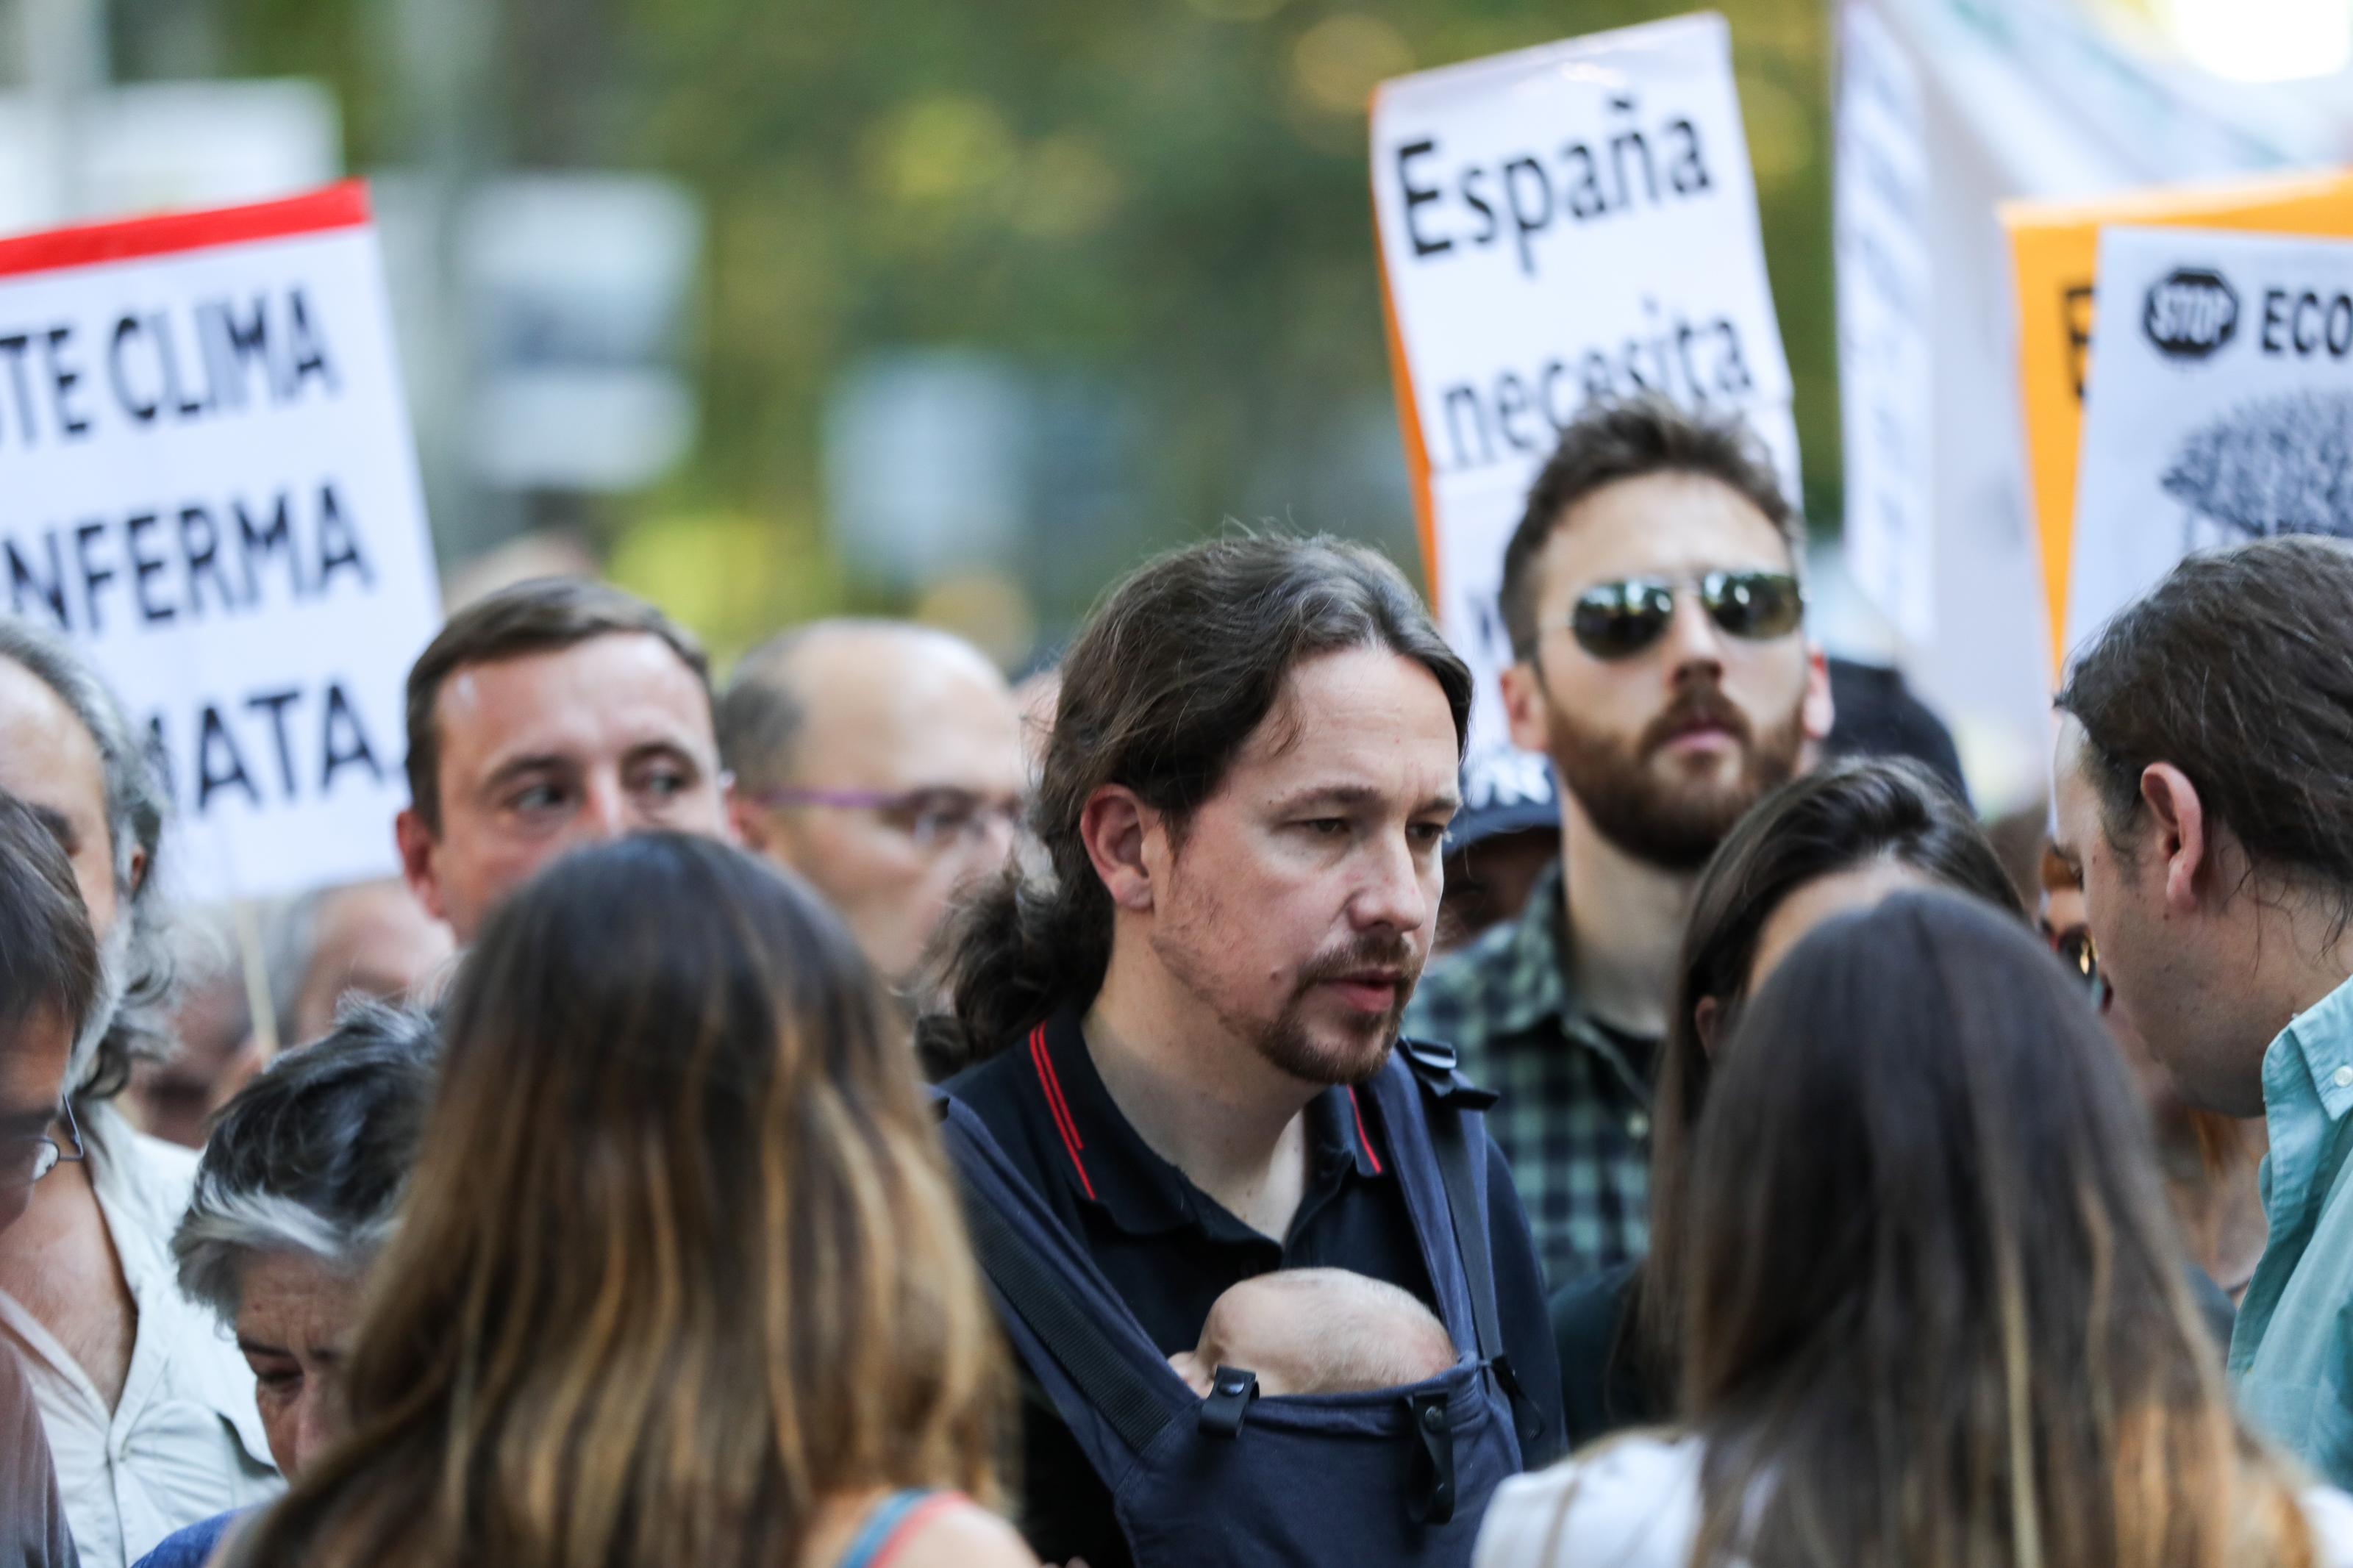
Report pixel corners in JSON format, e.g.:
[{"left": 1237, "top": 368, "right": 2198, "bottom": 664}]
[
  {"left": 1405, "top": 398, "right": 1833, "bottom": 1286},
  {"left": 394, "top": 578, "right": 732, "bottom": 944}
]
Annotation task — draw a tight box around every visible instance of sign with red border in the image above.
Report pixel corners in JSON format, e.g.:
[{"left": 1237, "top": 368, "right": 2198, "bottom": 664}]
[{"left": 0, "top": 181, "right": 440, "bottom": 903}]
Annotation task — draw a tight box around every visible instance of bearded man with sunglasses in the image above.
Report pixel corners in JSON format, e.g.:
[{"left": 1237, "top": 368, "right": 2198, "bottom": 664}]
[{"left": 1405, "top": 398, "right": 1832, "bottom": 1286}]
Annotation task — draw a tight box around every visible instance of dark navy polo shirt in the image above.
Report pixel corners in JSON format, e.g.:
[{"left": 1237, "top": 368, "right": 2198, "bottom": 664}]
[{"left": 943, "top": 1003, "right": 1563, "bottom": 1567}]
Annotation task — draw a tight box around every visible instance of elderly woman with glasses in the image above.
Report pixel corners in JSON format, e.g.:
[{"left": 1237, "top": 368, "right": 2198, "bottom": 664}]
[
  {"left": 0, "top": 786, "right": 102, "bottom": 1568},
  {"left": 129, "top": 1002, "right": 438, "bottom": 1568}
]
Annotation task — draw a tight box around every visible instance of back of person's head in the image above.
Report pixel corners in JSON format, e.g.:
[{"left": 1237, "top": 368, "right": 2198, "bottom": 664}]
[
  {"left": 2057, "top": 536, "right": 2353, "bottom": 919},
  {"left": 1662, "top": 756, "right": 2020, "bottom": 1131},
  {"left": 921, "top": 533, "right": 1469, "bottom": 1068},
  {"left": 238, "top": 833, "right": 1004, "bottom": 1568},
  {"left": 172, "top": 1000, "right": 440, "bottom": 1324},
  {"left": 1635, "top": 758, "right": 2021, "bottom": 1388},
  {"left": 0, "top": 616, "right": 175, "bottom": 1099},
  {"left": 401, "top": 577, "right": 711, "bottom": 834},
  {"left": 1675, "top": 889, "right": 2314, "bottom": 1568},
  {"left": 0, "top": 787, "right": 101, "bottom": 1062}
]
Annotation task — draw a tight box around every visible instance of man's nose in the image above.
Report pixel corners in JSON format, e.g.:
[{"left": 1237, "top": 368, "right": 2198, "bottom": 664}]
[
  {"left": 1353, "top": 834, "right": 1432, "bottom": 934},
  {"left": 579, "top": 776, "right": 632, "bottom": 840},
  {"left": 291, "top": 1384, "right": 342, "bottom": 1475},
  {"left": 1660, "top": 590, "right": 1728, "bottom": 677}
]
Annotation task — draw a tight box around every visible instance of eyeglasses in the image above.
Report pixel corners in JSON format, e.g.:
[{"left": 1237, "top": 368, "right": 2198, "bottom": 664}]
[
  {"left": 1566, "top": 570, "right": 1804, "bottom": 662},
  {"left": 0, "top": 1100, "right": 85, "bottom": 1195},
  {"left": 754, "top": 786, "right": 1024, "bottom": 851}
]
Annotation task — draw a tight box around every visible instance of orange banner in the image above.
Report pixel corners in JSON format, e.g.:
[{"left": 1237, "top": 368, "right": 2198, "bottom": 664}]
[{"left": 2002, "top": 168, "right": 2353, "bottom": 677}]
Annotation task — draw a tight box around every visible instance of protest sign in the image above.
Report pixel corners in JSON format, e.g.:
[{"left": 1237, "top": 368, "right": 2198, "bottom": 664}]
[
  {"left": 0, "top": 181, "right": 440, "bottom": 904},
  {"left": 1833, "top": 1, "right": 1933, "bottom": 643},
  {"left": 1371, "top": 13, "right": 1794, "bottom": 762},
  {"left": 2068, "top": 225, "right": 2353, "bottom": 656},
  {"left": 2002, "top": 171, "right": 2353, "bottom": 672}
]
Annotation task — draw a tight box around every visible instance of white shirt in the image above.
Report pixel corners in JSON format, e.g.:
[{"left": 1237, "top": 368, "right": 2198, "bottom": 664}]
[
  {"left": 1475, "top": 1432, "right": 2353, "bottom": 1568},
  {"left": 0, "top": 1104, "right": 280, "bottom": 1568}
]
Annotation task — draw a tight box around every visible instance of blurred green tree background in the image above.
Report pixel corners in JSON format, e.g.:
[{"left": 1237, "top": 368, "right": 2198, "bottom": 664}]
[{"left": 190, "top": 0, "right": 1836, "bottom": 659}]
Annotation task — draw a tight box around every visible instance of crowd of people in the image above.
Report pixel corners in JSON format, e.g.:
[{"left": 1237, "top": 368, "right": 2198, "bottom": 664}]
[{"left": 0, "top": 394, "right": 2349, "bottom": 1567}]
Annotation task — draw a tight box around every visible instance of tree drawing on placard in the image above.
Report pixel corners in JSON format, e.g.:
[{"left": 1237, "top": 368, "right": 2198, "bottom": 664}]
[{"left": 2161, "top": 390, "right": 2353, "bottom": 553}]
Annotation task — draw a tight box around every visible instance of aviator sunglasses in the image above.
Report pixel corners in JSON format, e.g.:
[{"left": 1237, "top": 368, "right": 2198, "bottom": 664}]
[{"left": 1568, "top": 570, "right": 1804, "bottom": 661}]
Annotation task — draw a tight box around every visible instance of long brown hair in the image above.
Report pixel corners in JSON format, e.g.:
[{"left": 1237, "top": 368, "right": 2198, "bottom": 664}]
[
  {"left": 1638, "top": 758, "right": 2024, "bottom": 1401},
  {"left": 235, "top": 834, "right": 1008, "bottom": 1568},
  {"left": 919, "top": 533, "right": 1470, "bottom": 1070},
  {"left": 1679, "top": 890, "right": 2313, "bottom": 1568}
]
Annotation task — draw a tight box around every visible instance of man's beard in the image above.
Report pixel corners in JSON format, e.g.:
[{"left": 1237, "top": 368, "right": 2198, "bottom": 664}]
[
  {"left": 68, "top": 909, "right": 133, "bottom": 1098},
  {"left": 1154, "top": 926, "right": 1420, "bottom": 1089},
  {"left": 1548, "top": 679, "right": 1806, "bottom": 872}
]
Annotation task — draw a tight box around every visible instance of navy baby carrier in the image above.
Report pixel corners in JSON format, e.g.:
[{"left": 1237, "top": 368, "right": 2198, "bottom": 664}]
[{"left": 939, "top": 1039, "right": 1541, "bottom": 1568}]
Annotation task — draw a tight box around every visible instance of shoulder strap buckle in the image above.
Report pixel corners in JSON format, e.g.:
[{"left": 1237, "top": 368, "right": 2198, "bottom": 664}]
[
  {"left": 1197, "top": 1365, "right": 1258, "bottom": 1439},
  {"left": 1396, "top": 1035, "right": 1499, "bottom": 1110}
]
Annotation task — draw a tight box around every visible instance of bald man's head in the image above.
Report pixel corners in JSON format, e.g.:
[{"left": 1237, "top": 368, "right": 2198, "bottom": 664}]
[{"left": 719, "top": 620, "right": 1026, "bottom": 989}]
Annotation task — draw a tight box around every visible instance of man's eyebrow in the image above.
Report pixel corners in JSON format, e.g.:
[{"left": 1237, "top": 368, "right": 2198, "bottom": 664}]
[
  {"left": 1269, "top": 783, "right": 1462, "bottom": 817},
  {"left": 28, "top": 803, "right": 74, "bottom": 851},
  {"left": 235, "top": 1336, "right": 292, "bottom": 1358},
  {"left": 477, "top": 753, "right": 575, "bottom": 795},
  {"left": 621, "top": 739, "right": 703, "bottom": 770},
  {"left": 1271, "top": 784, "right": 1385, "bottom": 812}
]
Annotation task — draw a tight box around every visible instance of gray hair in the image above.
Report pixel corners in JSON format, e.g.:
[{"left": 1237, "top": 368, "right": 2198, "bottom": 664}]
[
  {"left": 0, "top": 617, "right": 175, "bottom": 1101},
  {"left": 173, "top": 999, "right": 440, "bottom": 1325}
]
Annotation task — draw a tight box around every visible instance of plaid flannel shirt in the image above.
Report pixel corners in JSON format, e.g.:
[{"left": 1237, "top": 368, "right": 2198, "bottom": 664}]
[{"left": 1403, "top": 863, "right": 1653, "bottom": 1286}]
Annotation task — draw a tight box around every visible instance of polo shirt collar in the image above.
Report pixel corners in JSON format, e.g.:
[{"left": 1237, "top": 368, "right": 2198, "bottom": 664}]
[{"left": 1024, "top": 1004, "right": 1386, "bottom": 1239}]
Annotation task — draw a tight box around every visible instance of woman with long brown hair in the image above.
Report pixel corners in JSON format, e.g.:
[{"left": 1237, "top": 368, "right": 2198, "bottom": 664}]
[
  {"left": 1479, "top": 889, "right": 2353, "bottom": 1568},
  {"left": 1552, "top": 757, "right": 2024, "bottom": 1445},
  {"left": 227, "top": 833, "right": 1029, "bottom": 1568}
]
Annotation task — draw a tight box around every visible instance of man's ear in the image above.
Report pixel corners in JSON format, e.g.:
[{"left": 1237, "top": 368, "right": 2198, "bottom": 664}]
[
  {"left": 1693, "top": 995, "right": 1724, "bottom": 1056},
  {"left": 1801, "top": 644, "right": 1835, "bottom": 744},
  {"left": 2139, "top": 762, "right": 2209, "bottom": 914},
  {"left": 715, "top": 769, "right": 743, "bottom": 847},
  {"left": 394, "top": 808, "right": 449, "bottom": 925},
  {"left": 1498, "top": 660, "right": 1550, "bottom": 756},
  {"left": 727, "top": 792, "right": 772, "bottom": 854},
  {"left": 124, "top": 843, "right": 148, "bottom": 898},
  {"left": 1079, "top": 784, "right": 1157, "bottom": 913}
]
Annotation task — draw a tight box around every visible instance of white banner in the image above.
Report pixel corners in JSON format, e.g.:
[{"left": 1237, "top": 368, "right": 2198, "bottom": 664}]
[
  {"left": 1371, "top": 12, "right": 1795, "bottom": 762},
  {"left": 2070, "top": 225, "right": 2353, "bottom": 651},
  {"left": 0, "top": 183, "right": 440, "bottom": 903},
  {"left": 1834, "top": 1, "right": 1934, "bottom": 642}
]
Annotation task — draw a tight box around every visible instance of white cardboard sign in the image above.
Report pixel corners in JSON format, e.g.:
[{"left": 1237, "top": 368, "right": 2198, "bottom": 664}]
[
  {"left": 1833, "top": 0, "right": 1935, "bottom": 643},
  {"left": 2070, "top": 225, "right": 2353, "bottom": 659},
  {"left": 0, "top": 183, "right": 441, "bottom": 903},
  {"left": 1372, "top": 12, "right": 1796, "bottom": 762}
]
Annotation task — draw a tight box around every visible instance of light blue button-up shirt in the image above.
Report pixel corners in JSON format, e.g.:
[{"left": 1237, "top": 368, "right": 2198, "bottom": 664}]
[{"left": 2232, "top": 971, "right": 2353, "bottom": 1486}]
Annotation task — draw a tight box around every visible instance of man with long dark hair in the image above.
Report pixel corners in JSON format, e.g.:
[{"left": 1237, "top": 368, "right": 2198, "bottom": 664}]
[
  {"left": 928, "top": 535, "right": 1561, "bottom": 1568},
  {"left": 1404, "top": 399, "right": 1834, "bottom": 1286},
  {"left": 2053, "top": 535, "right": 2353, "bottom": 1486}
]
